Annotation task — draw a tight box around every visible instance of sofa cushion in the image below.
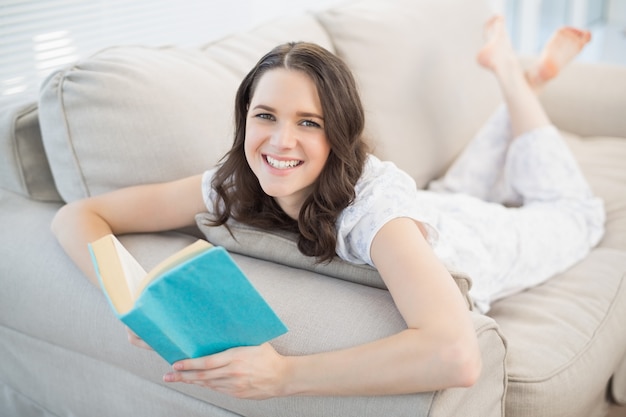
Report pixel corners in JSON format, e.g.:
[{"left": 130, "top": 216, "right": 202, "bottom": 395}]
[
  {"left": 0, "top": 99, "right": 62, "bottom": 201},
  {"left": 195, "top": 213, "right": 474, "bottom": 310},
  {"left": 315, "top": 0, "right": 501, "bottom": 188},
  {"left": 563, "top": 132, "right": 626, "bottom": 252},
  {"left": 568, "top": 132, "right": 626, "bottom": 409},
  {"left": 38, "top": 14, "right": 334, "bottom": 202},
  {"left": 489, "top": 248, "right": 626, "bottom": 417},
  {"left": 539, "top": 61, "right": 626, "bottom": 139}
]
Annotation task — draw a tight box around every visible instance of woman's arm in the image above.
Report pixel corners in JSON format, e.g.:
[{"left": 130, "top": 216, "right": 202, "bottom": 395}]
[
  {"left": 165, "top": 217, "right": 481, "bottom": 398},
  {"left": 51, "top": 175, "right": 206, "bottom": 285}
]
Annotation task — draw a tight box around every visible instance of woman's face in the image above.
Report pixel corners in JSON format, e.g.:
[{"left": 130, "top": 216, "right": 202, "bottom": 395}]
[{"left": 244, "top": 68, "right": 331, "bottom": 219}]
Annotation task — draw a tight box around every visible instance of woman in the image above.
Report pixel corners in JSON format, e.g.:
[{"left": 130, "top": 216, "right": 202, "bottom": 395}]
[{"left": 51, "top": 16, "right": 602, "bottom": 398}]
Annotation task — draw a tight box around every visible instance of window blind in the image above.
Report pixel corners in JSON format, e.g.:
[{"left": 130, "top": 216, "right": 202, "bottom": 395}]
[{"left": 0, "top": 0, "right": 340, "bottom": 106}]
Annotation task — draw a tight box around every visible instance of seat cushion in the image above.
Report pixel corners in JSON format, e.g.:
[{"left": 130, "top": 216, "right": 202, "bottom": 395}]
[
  {"left": 488, "top": 132, "right": 626, "bottom": 417},
  {"left": 563, "top": 133, "right": 626, "bottom": 252}
]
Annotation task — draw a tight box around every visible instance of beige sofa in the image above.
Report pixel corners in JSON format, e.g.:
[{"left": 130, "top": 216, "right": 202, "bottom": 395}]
[{"left": 2, "top": 0, "right": 626, "bottom": 416}]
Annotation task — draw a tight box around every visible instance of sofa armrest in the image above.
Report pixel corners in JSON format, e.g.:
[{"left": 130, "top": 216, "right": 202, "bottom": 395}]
[
  {"left": 534, "top": 60, "right": 626, "bottom": 138},
  {"left": 0, "top": 97, "right": 62, "bottom": 202},
  {"left": 431, "top": 313, "right": 507, "bottom": 417}
]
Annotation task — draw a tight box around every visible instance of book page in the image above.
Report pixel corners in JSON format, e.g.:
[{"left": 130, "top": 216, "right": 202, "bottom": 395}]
[
  {"left": 134, "top": 240, "right": 213, "bottom": 297},
  {"left": 89, "top": 234, "right": 142, "bottom": 314},
  {"left": 111, "top": 237, "right": 148, "bottom": 299}
]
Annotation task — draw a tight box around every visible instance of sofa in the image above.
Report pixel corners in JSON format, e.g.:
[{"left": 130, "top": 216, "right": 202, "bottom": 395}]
[{"left": 1, "top": 0, "right": 625, "bottom": 416}]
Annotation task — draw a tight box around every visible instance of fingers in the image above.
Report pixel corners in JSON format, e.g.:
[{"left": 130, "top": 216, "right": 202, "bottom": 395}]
[
  {"left": 174, "top": 350, "right": 233, "bottom": 371},
  {"left": 163, "top": 350, "right": 232, "bottom": 383},
  {"left": 162, "top": 344, "right": 285, "bottom": 400}
]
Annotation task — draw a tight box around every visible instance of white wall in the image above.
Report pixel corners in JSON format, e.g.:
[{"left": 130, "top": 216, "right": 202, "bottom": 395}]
[{"left": 608, "top": 0, "right": 626, "bottom": 24}]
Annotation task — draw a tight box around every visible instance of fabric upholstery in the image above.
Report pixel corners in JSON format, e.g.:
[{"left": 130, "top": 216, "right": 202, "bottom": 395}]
[
  {"left": 0, "top": 99, "right": 61, "bottom": 201},
  {"left": 0, "top": 318, "right": 504, "bottom": 417},
  {"left": 489, "top": 248, "right": 626, "bottom": 417},
  {"left": 316, "top": 0, "right": 501, "bottom": 188},
  {"left": 563, "top": 133, "right": 626, "bottom": 252},
  {"left": 539, "top": 61, "right": 626, "bottom": 139},
  {"left": 0, "top": 326, "right": 239, "bottom": 417}
]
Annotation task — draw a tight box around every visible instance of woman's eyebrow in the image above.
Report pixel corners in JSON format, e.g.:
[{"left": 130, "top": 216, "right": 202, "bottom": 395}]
[
  {"left": 252, "top": 104, "right": 324, "bottom": 120},
  {"left": 252, "top": 104, "right": 275, "bottom": 112},
  {"left": 297, "top": 111, "right": 324, "bottom": 121}
]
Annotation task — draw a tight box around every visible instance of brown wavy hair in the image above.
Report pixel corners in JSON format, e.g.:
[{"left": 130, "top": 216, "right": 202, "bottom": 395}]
[{"left": 208, "top": 42, "right": 368, "bottom": 262}]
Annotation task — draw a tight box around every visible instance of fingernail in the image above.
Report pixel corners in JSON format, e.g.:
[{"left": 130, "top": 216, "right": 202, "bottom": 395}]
[
  {"left": 163, "top": 373, "right": 174, "bottom": 382},
  {"left": 173, "top": 362, "right": 184, "bottom": 370}
]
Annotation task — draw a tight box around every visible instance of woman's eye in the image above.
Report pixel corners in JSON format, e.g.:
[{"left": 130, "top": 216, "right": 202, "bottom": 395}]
[
  {"left": 301, "top": 120, "right": 321, "bottom": 128},
  {"left": 256, "top": 113, "right": 274, "bottom": 121}
]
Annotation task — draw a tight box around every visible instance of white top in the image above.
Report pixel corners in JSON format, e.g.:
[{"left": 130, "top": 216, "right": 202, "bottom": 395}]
[{"left": 334, "top": 155, "right": 441, "bottom": 265}]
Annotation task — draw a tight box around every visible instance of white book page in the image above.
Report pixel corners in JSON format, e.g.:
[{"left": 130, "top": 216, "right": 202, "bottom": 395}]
[{"left": 112, "top": 238, "right": 147, "bottom": 299}]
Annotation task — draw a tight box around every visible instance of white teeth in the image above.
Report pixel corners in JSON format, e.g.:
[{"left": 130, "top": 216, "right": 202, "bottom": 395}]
[{"left": 266, "top": 155, "right": 301, "bottom": 169}]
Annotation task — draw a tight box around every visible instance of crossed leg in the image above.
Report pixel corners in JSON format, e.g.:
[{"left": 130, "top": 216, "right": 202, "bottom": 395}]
[
  {"left": 476, "top": 15, "right": 551, "bottom": 137},
  {"left": 430, "top": 16, "right": 592, "bottom": 204}
]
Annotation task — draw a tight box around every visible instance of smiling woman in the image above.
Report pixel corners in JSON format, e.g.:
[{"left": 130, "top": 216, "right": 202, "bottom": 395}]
[
  {"left": 244, "top": 68, "right": 331, "bottom": 220},
  {"left": 51, "top": 40, "right": 481, "bottom": 398}
]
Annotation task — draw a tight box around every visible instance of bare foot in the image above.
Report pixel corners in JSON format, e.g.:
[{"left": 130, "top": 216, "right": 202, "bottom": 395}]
[
  {"left": 477, "top": 15, "right": 551, "bottom": 138},
  {"left": 526, "top": 27, "right": 591, "bottom": 90},
  {"left": 476, "top": 15, "right": 519, "bottom": 77}
]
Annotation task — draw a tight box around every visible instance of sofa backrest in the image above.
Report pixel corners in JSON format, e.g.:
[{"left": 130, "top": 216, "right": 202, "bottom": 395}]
[{"left": 316, "top": 0, "right": 499, "bottom": 187}]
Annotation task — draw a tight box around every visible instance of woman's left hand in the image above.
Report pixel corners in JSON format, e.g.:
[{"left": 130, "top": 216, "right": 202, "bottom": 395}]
[{"left": 163, "top": 342, "right": 289, "bottom": 400}]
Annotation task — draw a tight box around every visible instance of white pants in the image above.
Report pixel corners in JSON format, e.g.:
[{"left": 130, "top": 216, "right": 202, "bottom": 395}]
[{"left": 428, "top": 106, "right": 605, "bottom": 312}]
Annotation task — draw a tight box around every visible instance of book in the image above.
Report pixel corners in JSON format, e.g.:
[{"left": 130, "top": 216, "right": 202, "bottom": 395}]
[{"left": 88, "top": 234, "right": 288, "bottom": 364}]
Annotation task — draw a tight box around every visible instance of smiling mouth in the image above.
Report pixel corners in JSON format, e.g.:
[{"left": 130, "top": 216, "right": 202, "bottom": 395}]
[{"left": 265, "top": 155, "right": 303, "bottom": 169}]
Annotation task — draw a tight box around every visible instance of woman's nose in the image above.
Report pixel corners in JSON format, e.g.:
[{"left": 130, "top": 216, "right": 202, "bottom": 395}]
[{"left": 270, "top": 123, "right": 296, "bottom": 149}]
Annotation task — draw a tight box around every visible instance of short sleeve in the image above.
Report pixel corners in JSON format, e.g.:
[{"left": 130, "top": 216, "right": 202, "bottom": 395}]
[
  {"left": 201, "top": 167, "right": 219, "bottom": 213},
  {"left": 335, "top": 155, "right": 440, "bottom": 266}
]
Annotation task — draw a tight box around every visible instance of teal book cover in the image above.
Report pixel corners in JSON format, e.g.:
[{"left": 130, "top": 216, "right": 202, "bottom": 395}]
[{"left": 89, "top": 235, "right": 288, "bottom": 364}]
